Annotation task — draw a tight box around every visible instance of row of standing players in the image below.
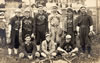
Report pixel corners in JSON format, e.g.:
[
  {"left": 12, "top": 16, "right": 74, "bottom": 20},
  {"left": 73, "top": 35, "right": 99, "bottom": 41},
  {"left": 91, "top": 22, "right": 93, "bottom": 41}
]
[{"left": 7, "top": 6, "right": 94, "bottom": 60}]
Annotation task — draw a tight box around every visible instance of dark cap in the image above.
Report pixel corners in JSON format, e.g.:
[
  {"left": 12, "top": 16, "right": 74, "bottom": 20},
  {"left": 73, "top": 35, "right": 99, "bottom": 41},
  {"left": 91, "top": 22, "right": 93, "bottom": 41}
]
[
  {"left": 61, "top": 8, "right": 67, "bottom": 11},
  {"left": 67, "top": 8, "right": 73, "bottom": 12},
  {"left": 52, "top": 6, "right": 58, "bottom": 9},
  {"left": 25, "top": 34, "right": 31, "bottom": 38},
  {"left": 80, "top": 6, "right": 86, "bottom": 9}
]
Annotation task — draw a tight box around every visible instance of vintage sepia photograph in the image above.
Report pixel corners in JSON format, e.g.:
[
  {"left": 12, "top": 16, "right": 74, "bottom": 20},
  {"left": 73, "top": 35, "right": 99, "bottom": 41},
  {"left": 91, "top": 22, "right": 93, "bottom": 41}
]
[{"left": 0, "top": 0, "right": 100, "bottom": 63}]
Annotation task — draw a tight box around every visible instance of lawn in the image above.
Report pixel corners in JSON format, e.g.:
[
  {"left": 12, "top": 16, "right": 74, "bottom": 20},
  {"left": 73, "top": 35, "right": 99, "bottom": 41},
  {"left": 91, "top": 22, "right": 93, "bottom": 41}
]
[{"left": 0, "top": 34, "right": 100, "bottom": 63}]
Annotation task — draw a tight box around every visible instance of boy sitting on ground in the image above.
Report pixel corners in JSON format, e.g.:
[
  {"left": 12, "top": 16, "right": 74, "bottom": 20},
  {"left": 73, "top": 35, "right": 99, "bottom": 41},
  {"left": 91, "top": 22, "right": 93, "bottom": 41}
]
[
  {"left": 57, "top": 34, "right": 78, "bottom": 57},
  {"left": 19, "top": 34, "right": 40, "bottom": 60},
  {"left": 41, "top": 34, "right": 56, "bottom": 58}
]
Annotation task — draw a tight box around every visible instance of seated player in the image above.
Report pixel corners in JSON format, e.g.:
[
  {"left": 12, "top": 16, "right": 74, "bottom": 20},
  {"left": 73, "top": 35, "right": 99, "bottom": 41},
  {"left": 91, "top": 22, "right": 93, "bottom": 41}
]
[
  {"left": 41, "top": 34, "right": 56, "bottom": 58},
  {"left": 57, "top": 34, "right": 78, "bottom": 57},
  {"left": 19, "top": 34, "right": 40, "bottom": 60}
]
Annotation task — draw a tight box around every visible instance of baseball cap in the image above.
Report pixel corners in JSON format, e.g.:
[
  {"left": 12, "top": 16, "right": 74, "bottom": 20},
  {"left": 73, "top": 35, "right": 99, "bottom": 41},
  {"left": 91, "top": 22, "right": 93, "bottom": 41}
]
[
  {"left": 15, "top": 9, "right": 21, "bottom": 13},
  {"left": 45, "top": 34, "right": 50, "bottom": 37},
  {"left": 66, "top": 34, "right": 71, "bottom": 39}
]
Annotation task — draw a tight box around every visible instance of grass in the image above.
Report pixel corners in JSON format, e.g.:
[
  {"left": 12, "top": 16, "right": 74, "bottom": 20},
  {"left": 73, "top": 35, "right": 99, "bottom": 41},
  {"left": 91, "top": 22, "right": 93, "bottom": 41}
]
[{"left": 0, "top": 34, "right": 100, "bottom": 63}]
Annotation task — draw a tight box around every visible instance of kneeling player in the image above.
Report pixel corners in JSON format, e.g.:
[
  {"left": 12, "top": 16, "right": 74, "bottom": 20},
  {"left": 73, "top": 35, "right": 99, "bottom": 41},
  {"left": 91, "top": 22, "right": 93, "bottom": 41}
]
[
  {"left": 57, "top": 34, "right": 78, "bottom": 57},
  {"left": 19, "top": 34, "right": 40, "bottom": 60}
]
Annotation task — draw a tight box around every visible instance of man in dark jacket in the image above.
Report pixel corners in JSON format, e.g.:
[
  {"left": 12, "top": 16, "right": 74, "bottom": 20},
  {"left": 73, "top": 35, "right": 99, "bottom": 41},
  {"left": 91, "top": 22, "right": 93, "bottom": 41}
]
[
  {"left": 19, "top": 34, "right": 40, "bottom": 60},
  {"left": 22, "top": 9, "right": 35, "bottom": 42},
  {"left": 8, "top": 9, "right": 22, "bottom": 55},
  {"left": 34, "top": 6, "right": 48, "bottom": 51},
  {"left": 76, "top": 6, "right": 94, "bottom": 57}
]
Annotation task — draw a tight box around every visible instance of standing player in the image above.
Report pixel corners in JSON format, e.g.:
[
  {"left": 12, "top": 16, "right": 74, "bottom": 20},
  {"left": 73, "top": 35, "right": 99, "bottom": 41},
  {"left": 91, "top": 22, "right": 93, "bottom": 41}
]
[
  {"left": 34, "top": 5, "right": 48, "bottom": 51},
  {"left": 8, "top": 9, "right": 22, "bottom": 55},
  {"left": 0, "top": 12, "right": 7, "bottom": 48},
  {"left": 76, "top": 6, "right": 94, "bottom": 57},
  {"left": 48, "top": 6, "right": 62, "bottom": 47},
  {"left": 22, "top": 9, "right": 35, "bottom": 42},
  {"left": 66, "top": 8, "right": 76, "bottom": 46}
]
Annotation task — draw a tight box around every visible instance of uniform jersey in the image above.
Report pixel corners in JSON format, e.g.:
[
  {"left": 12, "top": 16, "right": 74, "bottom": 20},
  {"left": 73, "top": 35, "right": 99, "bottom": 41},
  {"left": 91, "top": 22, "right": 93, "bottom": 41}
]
[
  {"left": 77, "top": 14, "right": 93, "bottom": 28},
  {"left": 61, "top": 42, "right": 74, "bottom": 52},
  {"left": 48, "top": 13, "right": 61, "bottom": 27},
  {"left": 10, "top": 16, "right": 21, "bottom": 31},
  {"left": 35, "top": 13, "right": 48, "bottom": 25},
  {"left": 22, "top": 16, "right": 34, "bottom": 32},
  {"left": 24, "top": 42, "right": 37, "bottom": 53},
  {"left": 34, "top": 13, "right": 48, "bottom": 32}
]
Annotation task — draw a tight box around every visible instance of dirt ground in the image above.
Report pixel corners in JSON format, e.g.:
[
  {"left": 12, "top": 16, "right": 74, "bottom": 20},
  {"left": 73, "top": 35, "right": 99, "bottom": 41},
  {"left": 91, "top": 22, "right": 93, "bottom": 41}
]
[{"left": 0, "top": 34, "right": 100, "bottom": 63}]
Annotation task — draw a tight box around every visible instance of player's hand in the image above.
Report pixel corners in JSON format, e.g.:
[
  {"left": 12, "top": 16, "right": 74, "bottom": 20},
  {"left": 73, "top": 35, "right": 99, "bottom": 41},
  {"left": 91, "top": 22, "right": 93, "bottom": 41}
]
[
  {"left": 19, "top": 53, "right": 24, "bottom": 58},
  {"left": 68, "top": 52, "right": 72, "bottom": 55},
  {"left": 19, "top": 29, "right": 22, "bottom": 33},
  {"left": 6, "top": 37, "right": 11, "bottom": 44},
  {"left": 77, "top": 32, "right": 80, "bottom": 36},
  {"left": 89, "top": 31, "right": 95, "bottom": 36},
  {"left": 62, "top": 51, "right": 68, "bottom": 56},
  {"left": 31, "top": 33, "right": 35, "bottom": 38},
  {"left": 28, "top": 55, "right": 33, "bottom": 60}
]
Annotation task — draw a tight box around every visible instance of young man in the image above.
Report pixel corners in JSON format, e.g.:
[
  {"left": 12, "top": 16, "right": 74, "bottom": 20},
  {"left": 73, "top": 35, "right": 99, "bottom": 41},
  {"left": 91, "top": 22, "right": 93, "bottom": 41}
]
[
  {"left": 48, "top": 6, "right": 62, "bottom": 47},
  {"left": 41, "top": 34, "right": 56, "bottom": 58},
  {"left": 19, "top": 34, "right": 40, "bottom": 60},
  {"left": 34, "top": 5, "right": 48, "bottom": 51},
  {"left": 76, "top": 6, "right": 94, "bottom": 57},
  {"left": 57, "top": 34, "right": 78, "bottom": 57},
  {"left": 0, "top": 12, "right": 7, "bottom": 48},
  {"left": 8, "top": 9, "right": 22, "bottom": 55},
  {"left": 22, "top": 9, "right": 35, "bottom": 42},
  {"left": 66, "top": 8, "right": 76, "bottom": 48}
]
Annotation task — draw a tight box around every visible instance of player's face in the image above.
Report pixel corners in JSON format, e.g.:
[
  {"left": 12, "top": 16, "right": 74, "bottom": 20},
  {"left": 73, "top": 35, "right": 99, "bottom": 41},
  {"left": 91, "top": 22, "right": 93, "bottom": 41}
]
[
  {"left": 24, "top": 12, "right": 30, "bottom": 17},
  {"left": 46, "top": 36, "right": 50, "bottom": 42},
  {"left": 25, "top": 36, "right": 31, "bottom": 42},
  {"left": 52, "top": 8, "right": 57, "bottom": 13},
  {"left": 62, "top": 10, "right": 67, "bottom": 15},
  {"left": 80, "top": 7, "right": 87, "bottom": 14},
  {"left": 67, "top": 11, "right": 73, "bottom": 18},
  {"left": 65, "top": 38, "right": 71, "bottom": 43},
  {"left": 38, "top": 7, "right": 44, "bottom": 14},
  {"left": 67, "top": 11, "right": 73, "bottom": 15}
]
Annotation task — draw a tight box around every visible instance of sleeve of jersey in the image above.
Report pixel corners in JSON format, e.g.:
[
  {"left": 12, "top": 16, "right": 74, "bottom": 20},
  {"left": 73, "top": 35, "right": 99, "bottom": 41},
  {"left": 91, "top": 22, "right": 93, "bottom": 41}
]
[
  {"left": 75, "top": 16, "right": 80, "bottom": 26},
  {"left": 32, "top": 42, "right": 37, "bottom": 55},
  {"left": 88, "top": 16, "right": 93, "bottom": 26},
  {"left": 9, "top": 17, "right": 14, "bottom": 25},
  {"left": 45, "top": 14, "right": 49, "bottom": 33},
  {"left": 48, "top": 15, "right": 52, "bottom": 31},
  {"left": 32, "top": 17, "right": 36, "bottom": 34}
]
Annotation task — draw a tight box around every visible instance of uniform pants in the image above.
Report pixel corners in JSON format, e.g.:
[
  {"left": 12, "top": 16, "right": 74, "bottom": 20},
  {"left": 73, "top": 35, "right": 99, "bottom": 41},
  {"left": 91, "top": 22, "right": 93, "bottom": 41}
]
[
  {"left": 36, "top": 28, "right": 46, "bottom": 45},
  {"left": 0, "top": 29, "right": 6, "bottom": 47},
  {"left": 79, "top": 26, "right": 91, "bottom": 54},
  {"left": 50, "top": 26, "right": 62, "bottom": 45},
  {"left": 9, "top": 30, "right": 19, "bottom": 49}
]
